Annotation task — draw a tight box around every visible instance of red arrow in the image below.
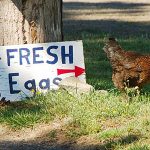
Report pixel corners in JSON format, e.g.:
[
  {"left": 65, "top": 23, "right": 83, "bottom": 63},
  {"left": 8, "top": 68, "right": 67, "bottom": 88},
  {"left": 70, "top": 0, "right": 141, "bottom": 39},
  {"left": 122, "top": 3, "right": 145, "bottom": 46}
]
[{"left": 57, "top": 66, "right": 85, "bottom": 77}]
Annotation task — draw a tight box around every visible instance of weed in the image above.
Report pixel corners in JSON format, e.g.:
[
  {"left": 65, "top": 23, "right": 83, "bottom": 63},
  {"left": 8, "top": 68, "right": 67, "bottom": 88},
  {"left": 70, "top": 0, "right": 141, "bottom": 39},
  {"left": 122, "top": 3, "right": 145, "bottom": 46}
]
[{"left": 128, "top": 145, "right": 150, "bottom": 150}]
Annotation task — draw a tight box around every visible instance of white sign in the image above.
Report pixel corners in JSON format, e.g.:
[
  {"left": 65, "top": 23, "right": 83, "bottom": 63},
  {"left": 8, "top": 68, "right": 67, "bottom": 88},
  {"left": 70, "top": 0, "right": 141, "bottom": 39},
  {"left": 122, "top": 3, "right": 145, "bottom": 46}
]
[{"left": 0, "top": 41, "right": 85, "bottom": 101}]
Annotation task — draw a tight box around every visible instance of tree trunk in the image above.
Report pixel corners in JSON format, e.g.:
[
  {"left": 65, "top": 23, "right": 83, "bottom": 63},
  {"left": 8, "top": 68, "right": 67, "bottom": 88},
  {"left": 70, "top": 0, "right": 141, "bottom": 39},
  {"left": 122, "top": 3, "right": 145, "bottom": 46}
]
[{"left": 0, "top": 0, "right": 62, "bottom": 46}]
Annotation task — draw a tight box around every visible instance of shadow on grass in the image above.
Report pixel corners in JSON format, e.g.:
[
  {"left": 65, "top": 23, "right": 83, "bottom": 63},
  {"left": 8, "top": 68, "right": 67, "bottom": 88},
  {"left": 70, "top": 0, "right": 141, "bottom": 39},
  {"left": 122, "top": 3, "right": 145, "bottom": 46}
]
[
  {"left": 0, "top": 99, "right": 42, "bottom": 128},
  {"left": 63, "top": 1, "right": 150, "bottom": 10},
  {"left": 0, "top": 99, "right": 41, "bottom": 112},
  {"left": 63, "top": 1, "right": 150, "bottom": 37},
  {"left": 63, "top": 19, "right": 150, "bottom": 39},
  {"left": 0, "top": 134, "right": 140, "bottom": 150}
]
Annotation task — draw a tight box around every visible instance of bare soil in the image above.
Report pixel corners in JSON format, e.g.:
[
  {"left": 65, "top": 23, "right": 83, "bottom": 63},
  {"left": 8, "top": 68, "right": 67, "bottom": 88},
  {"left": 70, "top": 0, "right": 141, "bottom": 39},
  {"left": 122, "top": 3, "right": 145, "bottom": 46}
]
[{"left": 1, "top": 0, "right": 150, "bottom": 149}]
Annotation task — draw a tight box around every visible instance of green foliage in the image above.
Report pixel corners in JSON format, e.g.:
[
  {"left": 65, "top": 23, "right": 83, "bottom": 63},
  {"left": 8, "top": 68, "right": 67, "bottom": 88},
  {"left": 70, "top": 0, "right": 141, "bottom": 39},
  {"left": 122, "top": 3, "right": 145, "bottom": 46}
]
[{"left": 1, "top": 33, "right": 150, "bottom": 149}]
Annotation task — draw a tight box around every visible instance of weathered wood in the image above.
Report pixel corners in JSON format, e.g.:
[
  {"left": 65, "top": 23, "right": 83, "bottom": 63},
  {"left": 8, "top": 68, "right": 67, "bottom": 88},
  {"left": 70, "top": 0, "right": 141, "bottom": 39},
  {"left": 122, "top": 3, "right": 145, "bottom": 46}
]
[{"left": 0, "top": 0, "right": 62, "bottom": 46}]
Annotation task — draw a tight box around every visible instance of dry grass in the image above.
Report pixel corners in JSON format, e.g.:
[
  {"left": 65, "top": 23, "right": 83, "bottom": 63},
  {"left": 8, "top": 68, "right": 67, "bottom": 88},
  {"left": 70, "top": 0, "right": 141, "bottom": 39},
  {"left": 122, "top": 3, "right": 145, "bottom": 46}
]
[
  {"left": 64, "top": 0, "right": 150, "bottom": 22},
  {"left": 63, "top": 0, "right": 150, "bottom": 37}
]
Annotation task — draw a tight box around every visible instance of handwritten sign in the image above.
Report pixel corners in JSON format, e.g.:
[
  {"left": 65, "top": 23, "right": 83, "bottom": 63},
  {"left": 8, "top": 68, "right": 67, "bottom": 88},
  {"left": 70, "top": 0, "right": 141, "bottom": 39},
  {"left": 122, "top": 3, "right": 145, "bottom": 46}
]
[{"left": 0, "top": 41, "right": 85, "bottom": 101}]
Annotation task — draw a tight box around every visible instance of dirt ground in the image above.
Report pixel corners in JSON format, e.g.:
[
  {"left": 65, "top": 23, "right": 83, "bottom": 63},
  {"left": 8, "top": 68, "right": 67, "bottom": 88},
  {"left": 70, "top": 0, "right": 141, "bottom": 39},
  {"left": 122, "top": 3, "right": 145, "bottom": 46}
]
[
  {"left": 1, "top": 0, "right": 150, "bottom": 149},
  {"left": 63, "top": 0, "right": 150, "bottom": 37}
]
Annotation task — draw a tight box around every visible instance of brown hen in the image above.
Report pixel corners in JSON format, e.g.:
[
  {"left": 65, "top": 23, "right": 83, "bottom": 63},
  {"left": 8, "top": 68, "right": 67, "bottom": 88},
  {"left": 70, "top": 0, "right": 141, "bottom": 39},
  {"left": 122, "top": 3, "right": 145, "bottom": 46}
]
[{"left": 103, "top": 37, "right": 150, "bottom": 91}]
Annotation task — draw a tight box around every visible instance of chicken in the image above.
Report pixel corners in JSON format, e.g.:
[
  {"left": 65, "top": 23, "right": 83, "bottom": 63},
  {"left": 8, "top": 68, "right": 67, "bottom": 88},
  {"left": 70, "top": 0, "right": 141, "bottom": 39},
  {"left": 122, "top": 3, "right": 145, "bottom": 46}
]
[{"left": 103, "top": 37, "right": 150, "bottom": 91}]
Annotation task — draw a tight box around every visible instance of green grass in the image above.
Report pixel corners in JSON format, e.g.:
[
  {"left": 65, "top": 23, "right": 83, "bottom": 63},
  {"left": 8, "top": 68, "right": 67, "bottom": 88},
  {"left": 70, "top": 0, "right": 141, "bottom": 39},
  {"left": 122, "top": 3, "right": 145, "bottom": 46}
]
[
  {"left": 64, "top": 30, "right": 150, "bottom": 91},
  {"left": 128, "top": 145, "right": 150, "bottom": 150},
  {"left": 1, "top": 90, "right": 150, "bottom": 149},
  {"left": 1, "top": 31, "right": 150, "bottom": 149}
]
